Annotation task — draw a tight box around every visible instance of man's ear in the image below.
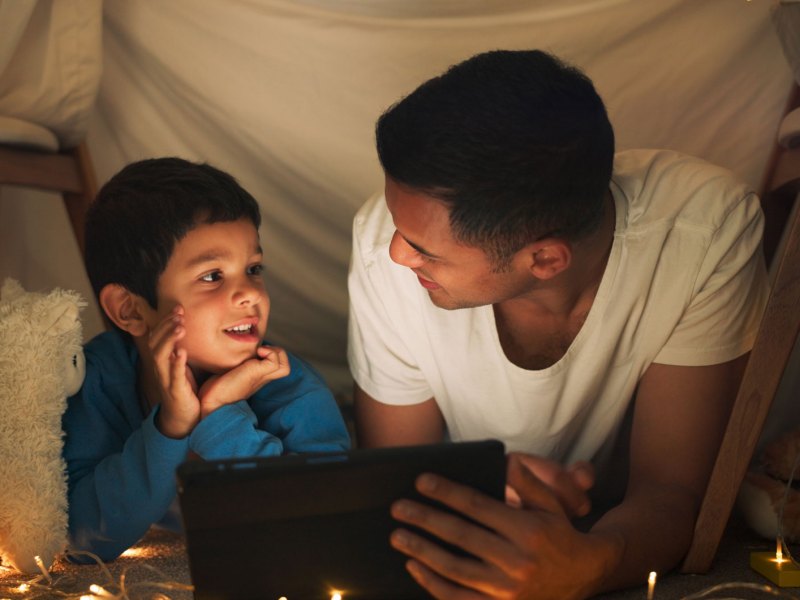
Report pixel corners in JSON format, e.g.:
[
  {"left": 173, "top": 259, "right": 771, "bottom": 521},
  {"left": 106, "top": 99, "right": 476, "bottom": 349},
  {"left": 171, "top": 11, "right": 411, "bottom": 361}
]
[
  {"left": 98, "top": 284, "right": 151, "bottom": 337},
  {"left": 525, "top": 238, "right": 572, "bottom": 280}
]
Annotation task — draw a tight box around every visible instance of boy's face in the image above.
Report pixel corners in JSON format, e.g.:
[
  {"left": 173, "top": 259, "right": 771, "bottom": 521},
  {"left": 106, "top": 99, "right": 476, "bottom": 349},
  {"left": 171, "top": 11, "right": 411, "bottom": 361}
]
[{"left": 144, "top": 218, "right": 269, "bottom": 375}]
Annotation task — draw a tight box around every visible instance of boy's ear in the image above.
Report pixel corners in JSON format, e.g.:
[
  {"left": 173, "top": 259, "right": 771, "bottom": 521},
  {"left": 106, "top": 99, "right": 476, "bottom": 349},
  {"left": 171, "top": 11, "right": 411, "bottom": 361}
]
[
  {"left": 98, "top": 284, "right": 151, "bottom": 337},
  {"left": 525, "top": 238, "right": 572, "bottom": 280}
]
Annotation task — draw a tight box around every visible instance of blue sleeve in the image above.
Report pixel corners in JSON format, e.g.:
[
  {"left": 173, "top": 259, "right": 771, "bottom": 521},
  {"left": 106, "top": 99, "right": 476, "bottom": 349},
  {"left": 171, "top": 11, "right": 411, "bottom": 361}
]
[
  {"left": 62, "top": 335, "right": 190, "bottom": 562},
  {"left": 189, "top": 351, "right": 350, "bottom": 458}
]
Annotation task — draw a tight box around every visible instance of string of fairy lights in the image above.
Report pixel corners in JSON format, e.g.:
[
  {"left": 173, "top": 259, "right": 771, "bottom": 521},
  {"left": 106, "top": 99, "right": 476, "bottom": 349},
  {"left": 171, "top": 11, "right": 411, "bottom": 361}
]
[{"left": 0, "top": 448, "right": 798, "bottom": 599}]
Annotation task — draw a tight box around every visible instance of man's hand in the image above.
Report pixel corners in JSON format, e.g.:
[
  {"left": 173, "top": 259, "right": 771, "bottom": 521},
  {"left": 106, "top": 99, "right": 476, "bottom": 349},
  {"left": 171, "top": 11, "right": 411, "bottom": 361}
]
[
  {"left": 388, "top": 453, "right": 620, "bottom": 600},
  {"left": 505, "top": 453, "right": 594, "bottom": 518},
  {"left": 198, "top": 345, "right": 291, "bottom": 418},
  {"left": 148, "top": 305, "right": 201, "bottom": 439}
]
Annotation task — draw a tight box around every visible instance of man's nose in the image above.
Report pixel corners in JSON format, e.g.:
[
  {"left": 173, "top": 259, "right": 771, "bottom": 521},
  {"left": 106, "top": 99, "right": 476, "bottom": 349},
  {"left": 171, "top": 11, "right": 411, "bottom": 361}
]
[{"left": 389, "top": 231, "right": 425, "bottom": 268}]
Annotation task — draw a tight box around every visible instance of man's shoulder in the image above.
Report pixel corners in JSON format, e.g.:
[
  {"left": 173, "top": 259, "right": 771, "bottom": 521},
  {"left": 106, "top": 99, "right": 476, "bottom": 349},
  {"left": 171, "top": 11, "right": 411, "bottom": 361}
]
[
  {"left": 613, "top": 149, "right": 757, "bottom": 233},
  {"left": 352, "top": 192, "right": 393, "bottom": 262}
]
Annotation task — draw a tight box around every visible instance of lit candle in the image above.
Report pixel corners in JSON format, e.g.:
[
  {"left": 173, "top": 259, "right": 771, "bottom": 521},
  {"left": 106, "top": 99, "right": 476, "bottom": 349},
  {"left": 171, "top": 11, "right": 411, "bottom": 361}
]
[
  {"left": 646, "top": 571, "right": 656, "bottom": 600},
  {"left": 775, "top": 538, "right": 785, "bottom": 564}
]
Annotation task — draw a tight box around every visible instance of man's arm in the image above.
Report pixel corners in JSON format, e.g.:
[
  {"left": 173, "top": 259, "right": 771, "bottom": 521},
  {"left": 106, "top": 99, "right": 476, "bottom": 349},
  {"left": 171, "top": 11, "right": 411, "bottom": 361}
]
[
  {"left": 589, "top": 353, "right": 748, "bottom": 591},
  {"left": 386, "top": 355, "right": 747, "bottom": 599},
  {"left": 353, "top": 383, "right": 445, "bottom": 447}
]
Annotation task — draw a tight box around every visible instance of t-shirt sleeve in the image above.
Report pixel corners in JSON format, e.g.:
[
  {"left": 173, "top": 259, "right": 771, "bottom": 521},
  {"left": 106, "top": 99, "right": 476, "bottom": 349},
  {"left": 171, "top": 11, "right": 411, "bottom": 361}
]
[
  {"left": 347, "top": 197, "right": 434, "bottom": 405},
  {"left": 654, "top": 192, "right": 769, "bottom": 366},
  {"left": 191, "top": 351, "right": 351, "bottom": 457}
]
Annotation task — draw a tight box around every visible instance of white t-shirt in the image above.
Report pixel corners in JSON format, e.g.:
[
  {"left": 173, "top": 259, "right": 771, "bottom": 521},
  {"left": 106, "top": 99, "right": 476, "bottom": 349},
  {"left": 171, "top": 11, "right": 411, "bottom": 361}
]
[{"left": 347, "top": 149, "right": 768, "bottom": 467}]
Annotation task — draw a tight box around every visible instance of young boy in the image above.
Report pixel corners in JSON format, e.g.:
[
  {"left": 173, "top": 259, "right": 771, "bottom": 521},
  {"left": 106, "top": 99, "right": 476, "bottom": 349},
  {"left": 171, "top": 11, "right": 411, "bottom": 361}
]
[{"left": 62, "top": 157, "right": 350, "bottom": 562}]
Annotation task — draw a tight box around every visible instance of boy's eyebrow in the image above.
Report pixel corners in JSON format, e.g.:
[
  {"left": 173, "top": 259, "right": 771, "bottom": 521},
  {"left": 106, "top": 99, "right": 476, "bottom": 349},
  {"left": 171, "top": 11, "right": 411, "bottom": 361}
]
[{"left": 185, "top": 245, "right": 263, "bottom": 268}]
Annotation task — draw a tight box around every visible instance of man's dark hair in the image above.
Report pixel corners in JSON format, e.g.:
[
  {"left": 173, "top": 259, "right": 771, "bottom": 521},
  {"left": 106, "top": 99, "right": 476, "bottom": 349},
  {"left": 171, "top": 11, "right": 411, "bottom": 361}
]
[
  {"left": 376, "top": 49, "right": 615, "bottom": 269},
  {"left": 85, "top": 157, "right": 261, "bottom": 308}
]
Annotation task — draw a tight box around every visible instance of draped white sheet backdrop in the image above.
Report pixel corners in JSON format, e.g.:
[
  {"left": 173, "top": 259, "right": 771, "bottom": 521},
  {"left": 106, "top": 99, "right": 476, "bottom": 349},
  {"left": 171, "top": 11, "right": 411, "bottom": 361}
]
[{"left": 0, "top": 0, "right": 794, "bottom": 409}]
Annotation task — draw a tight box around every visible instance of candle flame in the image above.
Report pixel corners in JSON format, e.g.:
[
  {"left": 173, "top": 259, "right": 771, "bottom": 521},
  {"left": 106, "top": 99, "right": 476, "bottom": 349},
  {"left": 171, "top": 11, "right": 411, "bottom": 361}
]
[
  {"left": 776, "top": 538, "right": 786, "bottom": 564},
  {"left": 647, "top": 571, "right": 656, "bottom": 600}
]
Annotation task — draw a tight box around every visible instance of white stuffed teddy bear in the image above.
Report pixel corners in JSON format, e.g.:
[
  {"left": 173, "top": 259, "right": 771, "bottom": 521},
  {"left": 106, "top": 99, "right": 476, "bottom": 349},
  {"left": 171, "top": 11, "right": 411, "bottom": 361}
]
[
  {"left": 0, "top": 278, "right": 85, "bottom": 574},
  {"left": 738, "top": 428, "right": 800, "bottom": 545}
]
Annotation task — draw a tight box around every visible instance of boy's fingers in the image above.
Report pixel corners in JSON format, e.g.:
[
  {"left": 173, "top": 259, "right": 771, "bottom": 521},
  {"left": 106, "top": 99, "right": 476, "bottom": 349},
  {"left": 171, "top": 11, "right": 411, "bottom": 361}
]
[
  {"left": 149, "top": 311, "right": 183, "bottom": 358},
  {"left": 257, "top": 346, "right": 290, "bottom": 376},
  {"left": 169, "top": 348, "right": 188, "bottom": 394}
]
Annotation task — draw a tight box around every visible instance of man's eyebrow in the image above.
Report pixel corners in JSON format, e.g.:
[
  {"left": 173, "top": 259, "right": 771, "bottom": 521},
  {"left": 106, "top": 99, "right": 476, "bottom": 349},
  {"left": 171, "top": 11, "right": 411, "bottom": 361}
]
[{"left": 403, "top": 236, "right": 440, "bottom": 259}]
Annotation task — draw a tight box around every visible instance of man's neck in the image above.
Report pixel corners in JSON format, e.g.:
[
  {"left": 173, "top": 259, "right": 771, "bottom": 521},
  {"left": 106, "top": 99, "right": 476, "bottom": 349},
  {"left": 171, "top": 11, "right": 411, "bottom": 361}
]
[{"left": 493, "top": 192, "right": 616, "bottom": 370}]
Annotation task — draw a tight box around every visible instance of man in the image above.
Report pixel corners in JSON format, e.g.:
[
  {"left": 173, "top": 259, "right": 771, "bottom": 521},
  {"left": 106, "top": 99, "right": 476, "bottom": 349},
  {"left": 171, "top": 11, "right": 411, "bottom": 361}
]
[{"left": 347, "top": 49, "right": 767, "bottom": 598}]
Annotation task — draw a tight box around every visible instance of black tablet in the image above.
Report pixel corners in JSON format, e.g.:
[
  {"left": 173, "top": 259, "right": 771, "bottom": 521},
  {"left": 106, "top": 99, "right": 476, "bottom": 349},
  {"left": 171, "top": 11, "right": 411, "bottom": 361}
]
[{"left": 177, "top": 439, "right": 506, "bottom": 600}]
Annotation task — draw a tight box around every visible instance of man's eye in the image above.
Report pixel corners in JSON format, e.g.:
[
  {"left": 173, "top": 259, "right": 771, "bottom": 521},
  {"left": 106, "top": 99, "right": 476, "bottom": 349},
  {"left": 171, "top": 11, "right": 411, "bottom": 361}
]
[
  {"left": 247, "top": 264, "right": 264, "bottom": 276},
  {"left": 200, "top": 271, "right": 222, "bottom": 282}
]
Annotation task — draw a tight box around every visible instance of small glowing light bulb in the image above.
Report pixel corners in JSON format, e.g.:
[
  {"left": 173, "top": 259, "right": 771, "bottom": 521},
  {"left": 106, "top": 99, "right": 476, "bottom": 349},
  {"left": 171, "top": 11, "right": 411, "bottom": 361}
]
[
  {"left": 89, "top": 583, "right": 111, "bottom": 596},
  {"left": 17, "top": 584, "right": 30, "bottom": 592},
  {"left": 646, "top": 571, "right": 656, "bottom": 600},
  {"left": 775, "top": 538, "right": 786, "bottom": 564},
  {"left": 33, "top": 555, "right": 52, "bottom": 583},
  {"left": 331, "top": 592, "right": 343, "bottom": 600}
]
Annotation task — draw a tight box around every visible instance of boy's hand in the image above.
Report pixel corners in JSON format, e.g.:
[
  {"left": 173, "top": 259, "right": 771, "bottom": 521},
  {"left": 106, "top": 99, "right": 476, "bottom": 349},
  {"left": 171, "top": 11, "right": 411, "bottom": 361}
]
[
  {"left": 149, "top": 305, "right": 201, "bottom": 438},
  {"left": 198, "top": 345, "right": 291, "bottom": 418}
]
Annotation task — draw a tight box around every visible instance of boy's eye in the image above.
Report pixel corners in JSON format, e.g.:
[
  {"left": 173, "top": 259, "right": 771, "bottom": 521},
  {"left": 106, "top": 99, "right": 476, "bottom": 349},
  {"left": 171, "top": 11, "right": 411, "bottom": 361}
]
[
  {"left": 200, "top": 271, "right": 223, "bottom": 283},
  {"left": 247, "top": 264, "right": 264, "bottom": 276}
]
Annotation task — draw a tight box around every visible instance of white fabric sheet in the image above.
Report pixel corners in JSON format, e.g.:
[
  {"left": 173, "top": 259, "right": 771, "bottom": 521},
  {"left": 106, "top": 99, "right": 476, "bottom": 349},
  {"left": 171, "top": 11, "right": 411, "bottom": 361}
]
[
  {"left": 1, "top": 0, "right": 794, "bottom": 396},
  {"left": 0, "top": 0, "right": 102, "bottom": 148}
]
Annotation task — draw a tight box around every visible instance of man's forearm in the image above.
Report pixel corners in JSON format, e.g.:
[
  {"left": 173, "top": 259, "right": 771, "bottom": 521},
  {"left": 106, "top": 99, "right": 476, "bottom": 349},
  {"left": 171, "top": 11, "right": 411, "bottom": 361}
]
[{"left": 587, "top": 482, "right": 699, "bottom": 595}]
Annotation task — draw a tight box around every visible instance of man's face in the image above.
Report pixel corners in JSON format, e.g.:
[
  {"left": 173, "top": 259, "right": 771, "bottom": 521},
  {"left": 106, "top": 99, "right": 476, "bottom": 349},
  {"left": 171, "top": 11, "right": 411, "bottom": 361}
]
[
  {"left": 385, "top": 177, "right": 534, "bottom": 310},
  {"left": 146, "top": 218, "right": 269, "bottom": 374}
]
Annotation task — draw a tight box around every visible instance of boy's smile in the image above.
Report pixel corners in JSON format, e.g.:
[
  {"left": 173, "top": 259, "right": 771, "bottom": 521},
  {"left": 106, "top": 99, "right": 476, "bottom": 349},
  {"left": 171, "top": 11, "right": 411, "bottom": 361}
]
[{"left": 144, "top": 218, "right": 268, "bottom": 375}]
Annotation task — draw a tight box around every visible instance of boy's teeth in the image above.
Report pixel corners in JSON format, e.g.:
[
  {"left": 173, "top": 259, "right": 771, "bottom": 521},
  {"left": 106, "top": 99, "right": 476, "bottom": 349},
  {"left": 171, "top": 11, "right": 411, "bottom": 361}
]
[{"left": 227, "top": 324, "right": 251, "bottom": 333}]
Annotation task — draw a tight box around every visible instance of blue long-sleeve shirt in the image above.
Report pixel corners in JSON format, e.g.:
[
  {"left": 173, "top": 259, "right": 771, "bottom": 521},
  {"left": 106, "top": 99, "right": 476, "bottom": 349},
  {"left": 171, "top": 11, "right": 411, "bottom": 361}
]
[{"left": 62, "top": 330, "right": 350, "bottom": 561}]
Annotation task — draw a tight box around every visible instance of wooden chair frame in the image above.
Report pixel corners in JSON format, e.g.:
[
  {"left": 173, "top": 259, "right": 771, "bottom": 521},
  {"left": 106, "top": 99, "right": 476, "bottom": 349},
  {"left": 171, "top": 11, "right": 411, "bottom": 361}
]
[
  {"left": 0, "top": 141, "right": 97, "bottom": 257},
  {"left": 681, "top": 86, "right": 800, "bottom": 573}
]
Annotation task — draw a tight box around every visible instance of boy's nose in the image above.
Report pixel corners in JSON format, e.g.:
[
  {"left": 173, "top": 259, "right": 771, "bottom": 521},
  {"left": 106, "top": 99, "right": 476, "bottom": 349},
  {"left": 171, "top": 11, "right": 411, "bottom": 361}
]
[
  {"left": 389, "top": 231, "right": 424, "bottom": 268},
  {"left": 234, "top": 280, "right": 263, "bottom": 306}
]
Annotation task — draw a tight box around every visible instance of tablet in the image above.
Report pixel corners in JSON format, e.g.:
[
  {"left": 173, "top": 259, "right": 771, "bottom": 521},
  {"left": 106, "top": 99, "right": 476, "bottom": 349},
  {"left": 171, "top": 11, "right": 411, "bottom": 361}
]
[{"left": 176, "top": 439, "right": 506, "bottom": 600}]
